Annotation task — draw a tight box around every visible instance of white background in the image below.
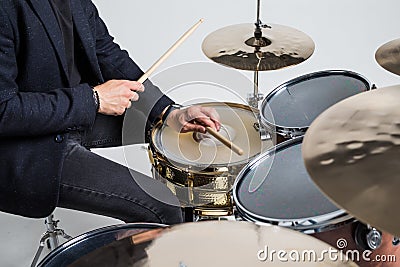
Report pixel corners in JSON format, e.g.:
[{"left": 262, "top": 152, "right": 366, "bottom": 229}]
[
  {"left": 1, "top": 0, "right": 399, "bottom": 266},
  {"left": 94, "top": 0, "right": 399, "bottom": 94}
]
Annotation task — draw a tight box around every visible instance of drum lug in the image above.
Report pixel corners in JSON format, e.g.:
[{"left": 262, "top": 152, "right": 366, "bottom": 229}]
[
  {"left": 253, "top": 122, "right": 271, "bottom": 141},
  {"left": 164, "top": 167, "right": 175, "bottom": 180},
  {"left": 366, "top": 227, "right": 382, "bottom": 250},
  {"left": 187, "top": 173, "right": 195, "bottom": 202},
  {"left": 354, "top": 222, "right": 382, "bottom": 251}
]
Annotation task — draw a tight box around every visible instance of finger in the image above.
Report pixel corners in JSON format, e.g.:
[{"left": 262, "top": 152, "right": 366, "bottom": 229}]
[
  {"left": 126, "top": 100, "right": 132, "bottom": 109},
  {"left": 130, "top": 92, "right": 139, "bottom": 102},
  {"left": 200, "top": 107, "right": 221, "bottom": 131},
  {"left": 119, "top": 80, "right": 145, "bottom": 92},
  {"left": 181, "top": 122, "right": 206, "bottom": 133},
  {"left": 201, "top": 107, "right": 220, "bottom": 121},
  {"left": 128, "top": 81, "right": 145, "bottom": 92},
  {"left": 195, "top": 116, "right": 218, "bottom": 131}
]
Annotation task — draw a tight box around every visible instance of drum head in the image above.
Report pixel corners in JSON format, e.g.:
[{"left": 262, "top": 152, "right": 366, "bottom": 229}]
[
  {"left": 152, "top": 102, "right": 265, "bottom": 169},
  {"left": 38, "top": 223, "right": 165, "bottom": 267},
  {"left": 261, "top": 70, "right": 370, "bottom": 133},
  {"left": 234, "top": 137, "right": 347, "bottom": 229}
]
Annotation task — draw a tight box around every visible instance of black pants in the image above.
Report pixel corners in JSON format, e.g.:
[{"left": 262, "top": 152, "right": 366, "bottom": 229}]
[{"left": 57, "top": 132, "right": 183, "bottom": 224}]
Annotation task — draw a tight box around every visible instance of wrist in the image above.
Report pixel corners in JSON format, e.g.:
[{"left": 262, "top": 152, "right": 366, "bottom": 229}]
[{"left": 161, "top": 104, "right": 183, "bottom": 123}]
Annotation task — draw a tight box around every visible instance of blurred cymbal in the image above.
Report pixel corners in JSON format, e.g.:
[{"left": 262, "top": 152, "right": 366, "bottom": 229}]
[
  {"left": 375, "top": 38, "right": 400, "bottom": 76},
  {"left": 302, "top": 85, "right": 400, "bottom": 237},
  {"left": 146, "top": 221, "right": 356, "bottom": 266},
  {"left": 202, "top": 23, "right": 315, "bottom": 71}
]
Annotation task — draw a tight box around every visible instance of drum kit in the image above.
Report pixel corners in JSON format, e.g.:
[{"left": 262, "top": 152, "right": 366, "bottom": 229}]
[{"left": 38, "top": 0, "right": 400, "bottom": 266}]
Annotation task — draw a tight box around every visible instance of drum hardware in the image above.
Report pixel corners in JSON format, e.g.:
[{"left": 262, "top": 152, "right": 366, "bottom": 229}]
[
  {"left": 187, "top": 174, "right": 195, "bottom": 205},
  {"left": 393, "top": 237, "right": 400, "bottom": 246},
  {"left": 252, "top": 121, "right": 270, "bottom": 141},
  {"left": 31, "top": 214, "right": 72, "bottom": 267},
  {"left": 182, "top": 207, "right": 195, "bottom": 222},
  {"left": 247, "top": 0, "right": 270, "bottom": 107},
  {"left": 375, "top": 38, "right": 400, "bottom": 76},
  {"left": 302, "top": 84, "right": 400, "bottom": 238},
  {"left": 354, "top": 222, "right": 382, "bottom": 251},
  {"left": 193, "top": 208, "right": 233, "bottom": 220},
  {"left": 252, "top": 115, "right": 270, "bottom": 141}
]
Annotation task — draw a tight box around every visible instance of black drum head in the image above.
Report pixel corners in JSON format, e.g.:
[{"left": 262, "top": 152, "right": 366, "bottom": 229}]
[{"left": 234, "top": 138, "right": 343, "bottom": 225}]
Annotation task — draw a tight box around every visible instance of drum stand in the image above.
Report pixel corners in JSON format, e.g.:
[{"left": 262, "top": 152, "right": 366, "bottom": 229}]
[
  {"left": 247, "top": 70, "right": 270, "bottom": 141},
  {"left": 246, "top": 0, "right": 271, "bottom": 141},
  {"left": 30, "top": 214, "right": 72, "bottom": 267}
]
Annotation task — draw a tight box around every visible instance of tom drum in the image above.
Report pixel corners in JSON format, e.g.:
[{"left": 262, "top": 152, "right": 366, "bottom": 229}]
[{"left": 261, "top": 70, "right": 371, "bottom": 144}]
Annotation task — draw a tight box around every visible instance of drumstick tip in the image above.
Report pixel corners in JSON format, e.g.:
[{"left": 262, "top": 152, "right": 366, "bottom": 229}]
[{"left": 199, "top": 18, "right": 205, "bottom": 23}]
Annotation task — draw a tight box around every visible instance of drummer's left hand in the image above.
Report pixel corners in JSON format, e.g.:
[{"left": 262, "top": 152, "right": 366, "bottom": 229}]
[{"left": 165, "top": 105, "right": 221, "bottom": 133}]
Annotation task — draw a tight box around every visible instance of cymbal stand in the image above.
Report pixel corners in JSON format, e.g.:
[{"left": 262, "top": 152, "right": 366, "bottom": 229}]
[
  {"left": 31, "top": 214, "right": 72, "bottom": 267},
  {"left": 247, "top": 58, "right": 263, "bottom": 109},
  {"left": 246, "top": 0, "right": 270, "bottom": 140}
]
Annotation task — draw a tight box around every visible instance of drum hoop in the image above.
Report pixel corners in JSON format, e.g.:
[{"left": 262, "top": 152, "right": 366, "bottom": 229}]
[
  {"left": 260, "top": 70, "right": 371, "bottom": 135},
  {"left": 237, "top": 208, "right": 355, "bottom": 233},
  {"left": 38, "top": 223, "right": 167, "bottom": 267},
  {"left": 150, "top": 102, "right": 262, "bottom": 168},
  {"left": 232, "top": 136, "right": 353, "bottom": 233}
]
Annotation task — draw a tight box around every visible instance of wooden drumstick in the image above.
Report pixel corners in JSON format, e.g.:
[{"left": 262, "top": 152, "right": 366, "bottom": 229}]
[
  {"left": 205, "top": 127, "right": 244, "bottom": 156},
  {"left": 137, "top": 19, "right": 204, "bottom": 84}
]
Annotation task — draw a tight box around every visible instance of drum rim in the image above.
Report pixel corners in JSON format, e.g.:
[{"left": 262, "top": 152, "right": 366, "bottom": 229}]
[
  {"left": 232, "top": 136, "right": 353, "bottom": 232},
  {"left": 150, "top": 102, "right": 263, "bottom": 168},
  {"left": 37, "top": 222, "right": 167, "bottom": 267},
  {"left": 260, "top": 69, "right": 371, "bottom": 136}
]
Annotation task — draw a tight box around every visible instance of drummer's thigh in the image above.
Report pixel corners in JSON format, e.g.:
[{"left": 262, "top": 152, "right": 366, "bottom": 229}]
[{"left": 58, "top": 143, "right": 182, "bottom": 224}]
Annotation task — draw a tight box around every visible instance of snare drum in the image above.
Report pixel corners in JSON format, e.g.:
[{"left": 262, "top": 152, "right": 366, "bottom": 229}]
[
  {"left": 233, "top": 137, "right": 400, "bottom": 266},
  {"left": 149, "top": 102, "right": 272, "bottom": 217},
  {"left": 261, "top": 70, "right": 371, "bottom": 143},
  {"left": 38, "top": 223, "right": 166, "bottom": 267}
]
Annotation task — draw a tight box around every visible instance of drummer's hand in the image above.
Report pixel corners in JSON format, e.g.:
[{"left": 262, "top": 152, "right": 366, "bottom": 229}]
[
  {"left": 94, "top": 80, "right": 145, "bottom": 116},
  {"left": 165, "top": 105, "right": 221, "bottom": 133}
]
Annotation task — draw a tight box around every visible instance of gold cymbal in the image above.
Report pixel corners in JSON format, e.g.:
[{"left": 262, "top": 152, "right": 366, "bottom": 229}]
[
  {"left": 302, "top": 85, "right": 400, "bottom": 237},
  {"left": 375, "top": 38, "right": 400, "bottom": 76},
  {"left": 202, "top": 23, "right": 315, "bottom": 71}
]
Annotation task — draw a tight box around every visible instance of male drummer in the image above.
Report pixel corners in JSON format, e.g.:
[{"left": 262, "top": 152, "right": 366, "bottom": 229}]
[{"left": 0, "top": 0, "right": 220, "bottom": 224}]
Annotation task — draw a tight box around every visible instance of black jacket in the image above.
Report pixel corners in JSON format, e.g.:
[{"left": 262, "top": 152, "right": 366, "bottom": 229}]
[{"left": 0, "top": 0, "right": 172, "bottom": 218}]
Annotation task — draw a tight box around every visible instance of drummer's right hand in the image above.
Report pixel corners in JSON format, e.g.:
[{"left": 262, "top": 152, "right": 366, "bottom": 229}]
[
  {"left": 166, "top": 105, "right": 221, "bottom": 133},
  {"left": 93, "top": 80, "right": 145, "bottom": 116}
]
